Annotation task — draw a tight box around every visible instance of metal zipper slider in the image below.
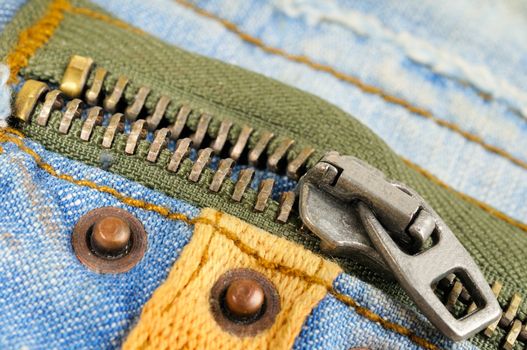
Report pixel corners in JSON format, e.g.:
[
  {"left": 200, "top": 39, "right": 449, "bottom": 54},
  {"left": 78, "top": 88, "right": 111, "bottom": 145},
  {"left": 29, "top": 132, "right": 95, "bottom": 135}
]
[{"left": 298, "top": 152, "right": 501, "bottom": 341}]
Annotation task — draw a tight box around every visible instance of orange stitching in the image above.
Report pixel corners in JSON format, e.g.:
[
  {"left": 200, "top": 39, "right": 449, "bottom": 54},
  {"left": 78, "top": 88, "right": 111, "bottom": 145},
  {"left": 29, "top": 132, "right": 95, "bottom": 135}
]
[
  {"left": 0, "top": 129, "right": 439, "bottom": 350},
  {"left": 402, "top": 158, "right": 527, "bottom": 232},
  {"left": 173, "top": 0, "right": 527, "bottom": 172},
  {"left": 5, "top": 0, "right": 525, "bottom": 173},
  {"left": 5, "top": 125, "right": 526, "bottom": 234},
  {"left": 69, "top": 7, "right": 145, "bottom": 35},
  {"left": 5, "top": 0, "right": 71, "bottom": 83},
  {"left": 4, "top": 0, "right": 143, "bottom": 84}
]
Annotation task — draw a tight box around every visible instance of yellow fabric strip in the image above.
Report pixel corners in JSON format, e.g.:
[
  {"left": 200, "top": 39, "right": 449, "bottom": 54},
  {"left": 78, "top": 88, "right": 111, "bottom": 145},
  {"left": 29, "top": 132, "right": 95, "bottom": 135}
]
[
  {"left": 124, "top": 208, "right": 341, "bottom": 350},
  {"left": 0, "top": 128, "right": 440, "bottom": 350}
]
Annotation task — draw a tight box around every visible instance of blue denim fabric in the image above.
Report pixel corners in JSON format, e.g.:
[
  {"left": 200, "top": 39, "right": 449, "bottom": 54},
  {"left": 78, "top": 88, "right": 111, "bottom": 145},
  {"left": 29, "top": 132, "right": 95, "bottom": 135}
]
[
  {"left": 0, "top": 65, "right": 9, "bottom": 126},
  {"left": 0, "top": 139, "right": 198, "bottom": 349},
  {"left": 91, "top": 0, "right": 527, "bottom": 222},
  {"left": 0, "top": 0, "right": 25, "bottom": 32},
  {"left": 294, "top": 274, "right": 478, "bottom": 350}
]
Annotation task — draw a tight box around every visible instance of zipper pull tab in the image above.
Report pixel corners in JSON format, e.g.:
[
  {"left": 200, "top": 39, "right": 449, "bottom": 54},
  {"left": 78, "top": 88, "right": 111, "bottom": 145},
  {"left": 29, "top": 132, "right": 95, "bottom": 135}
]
[{"left": 298, "top": 152, "right": 501, "bottom": 341}]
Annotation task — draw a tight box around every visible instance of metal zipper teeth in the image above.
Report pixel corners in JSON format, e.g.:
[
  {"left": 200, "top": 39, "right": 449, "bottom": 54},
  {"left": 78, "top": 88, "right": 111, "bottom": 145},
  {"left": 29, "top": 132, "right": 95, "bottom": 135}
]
[
  {"left": 61, "top": 55, "right": 316, "bottom": 180},
  {"left": 439, "top": 276, "right": 526, "bottom": 348},
  {"left": 18, "top": 56, "right": 527, "bottom": 346},
  {"left": 76, "top": 67, "right": 527, "bottom": 347},
  {"left": 18, "top": 81, "right": 307, "bottom": 225}
]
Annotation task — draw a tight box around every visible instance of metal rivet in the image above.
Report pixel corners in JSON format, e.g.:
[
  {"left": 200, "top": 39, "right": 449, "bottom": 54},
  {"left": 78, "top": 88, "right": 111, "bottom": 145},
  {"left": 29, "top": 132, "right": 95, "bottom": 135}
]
[
  {"left": 72, "top": 207, "right": 147, "bottom": 274},
  {"left": 225, "top": 278, "right": 265, "bottom": 318},
  {"left": 210, "top": 268, "right": 280, "bottom": 337},
  {"left": 90, "top": 216, "right": 131, "bottom": 256}
]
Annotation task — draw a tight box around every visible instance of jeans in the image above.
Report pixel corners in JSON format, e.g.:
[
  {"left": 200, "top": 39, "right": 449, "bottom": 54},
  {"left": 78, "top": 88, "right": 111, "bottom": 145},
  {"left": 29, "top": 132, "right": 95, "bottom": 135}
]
[{"left": 0, "top": 0, "right": 524, "bottom": 349}]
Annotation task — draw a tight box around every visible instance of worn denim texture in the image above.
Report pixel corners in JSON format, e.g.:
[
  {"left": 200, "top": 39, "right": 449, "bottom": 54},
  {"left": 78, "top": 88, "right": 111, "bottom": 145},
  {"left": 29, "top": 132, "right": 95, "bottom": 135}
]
[
  {"left": 0, "top": 139, "right": 199, "bottom": 349},
  {"left": 91, "top": 0, "right": 527, "bottom": 222}
]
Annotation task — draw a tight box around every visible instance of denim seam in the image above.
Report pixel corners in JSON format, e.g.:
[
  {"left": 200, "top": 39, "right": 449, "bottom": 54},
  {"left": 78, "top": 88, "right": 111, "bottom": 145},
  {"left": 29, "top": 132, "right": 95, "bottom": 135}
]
[
  {"left": 0, "top": 128, "right": 440, "bottom": 350},
  {"left": 272, "top": 0, "right": 527, "bottom": 119},
  {"left": 173, "top": 0, "right": 527, "bottom": 172},
  {"left": 402, "top": 158, "right": 527, "bottom": 232},
  {"left": 5, "top": 0, "right": 526, "bottom": 172}
]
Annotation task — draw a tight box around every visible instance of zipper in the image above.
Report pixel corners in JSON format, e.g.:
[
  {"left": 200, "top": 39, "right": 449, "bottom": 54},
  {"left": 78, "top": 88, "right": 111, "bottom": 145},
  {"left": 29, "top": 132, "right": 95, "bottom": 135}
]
[{"left": 11, "top": 55, "right": 526, "bottom": 347}]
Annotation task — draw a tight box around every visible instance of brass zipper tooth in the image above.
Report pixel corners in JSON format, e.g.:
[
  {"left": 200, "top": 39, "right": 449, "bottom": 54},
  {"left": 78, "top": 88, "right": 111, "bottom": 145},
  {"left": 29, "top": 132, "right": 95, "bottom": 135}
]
[
  {"left": 37, "top": 90, "right": 63, "bottom": 126},
  {"left": 230, "top": 125, "right": 253, "bottom": 161},
  {"left": 287, "top": 147, "right": 315, "bottom": 180},
  {"left": 168, "top": 105, "right": 192, "bottom": 140},
  {"left": 254, "top": 178, "right": 274, "bottom": 212},
  {"left": 60, "top": 55, "right": 93, "bottom": 98},
  {"left": 446, "top": 280, "right": 463, "bottom": 312},
  {"left": 80, "top": 107, "right": 103, "bottom": 141},
  {"left": 268, "top": 138, "right": 294, "bottom": 172},
  {"left": 125, "top": 86, "right": 151, "bottom": 121},
  {"left": 59, "top": 56, "right": 315, "bottom": 184},
  {"left": 147, "top": 128, "right": 170, "bottom": 162},
  {"left": 210, "top": 158, "right": 234, "bottom": 192},
  {"left": 58, "top": 99, "right": 82, "bottom": 134},
  {"left": 14, "top": 80, "right": 48, "bottom": 122},
  {"left": 277, "top": 191, "right": 295, "bottom": 223},
  {"left": 146, "top": 95, "right": 171, "bottom": 131},
  {"left": 484, "top": 281, "right": 504, "bottom": 337},
  {"left": 191, "top": 113, "right": 212, "bottom": 149},
  {"left": 248, "top": 131, "right": 274, "bottom": 166},
  {"left": 189, "top": 148, "right": 213, "bottom": 182},
  {"left": 167, "top": 138, "right": 192, "bottom": 173},
  {"left": 503, "top": 319, "right": 522, "bottom": 350},
  {"left": 125, "top": 120, "right": 147, "bottom": 155},
  {"left": 85, "top": 67, "right": 107, "bottom": 106},
  {"left": 211, "top": 120, "right": 233, "bottom": 154},
  {"left": 232, "top": 168, "right": 254, "bottom": 202},
  {"left": 102, "top": 113, "right": 124, "bottom": 149},
  {"left": 103, "top": 76, "right": 129, "bottom": 113},
  {"left": 500, "top": 293, "right": 522, "bottom": 328},
  {"left": 466, "top": 300, "right": 478, "bottom": 315}
]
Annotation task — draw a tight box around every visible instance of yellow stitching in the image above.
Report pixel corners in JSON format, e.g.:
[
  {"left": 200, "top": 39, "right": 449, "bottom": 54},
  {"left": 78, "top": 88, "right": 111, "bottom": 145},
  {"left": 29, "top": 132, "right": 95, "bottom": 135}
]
[
  {"left": 173, "top": 0, "right": 527, "bottom": 172},
  {"left": 402, "top": 158, "right": 527, "bottom": 232},
  {"left": 0, "top": 129, "right": 439, "bottom": 350},
  {"left": 5, "top": 0, "right": 71, "bottom": 83},
  {"left": 146, "top": 237, "right": 212, "bottom": 350}
]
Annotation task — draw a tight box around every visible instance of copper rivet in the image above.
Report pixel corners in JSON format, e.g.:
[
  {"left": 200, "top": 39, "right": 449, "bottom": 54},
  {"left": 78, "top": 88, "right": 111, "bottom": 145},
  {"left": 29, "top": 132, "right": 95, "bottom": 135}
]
[
  {"left": 91, "top": 216, "right": 131, "bottom": 255},
  {"left": 225, "top": 278, "right": 265, "bottom": 318},
  {"left": 72, "top": 207, "right": 147, "bottom": 274},
  {"left": 210, "top": 268, "right": 280, "bottom": 337}
]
